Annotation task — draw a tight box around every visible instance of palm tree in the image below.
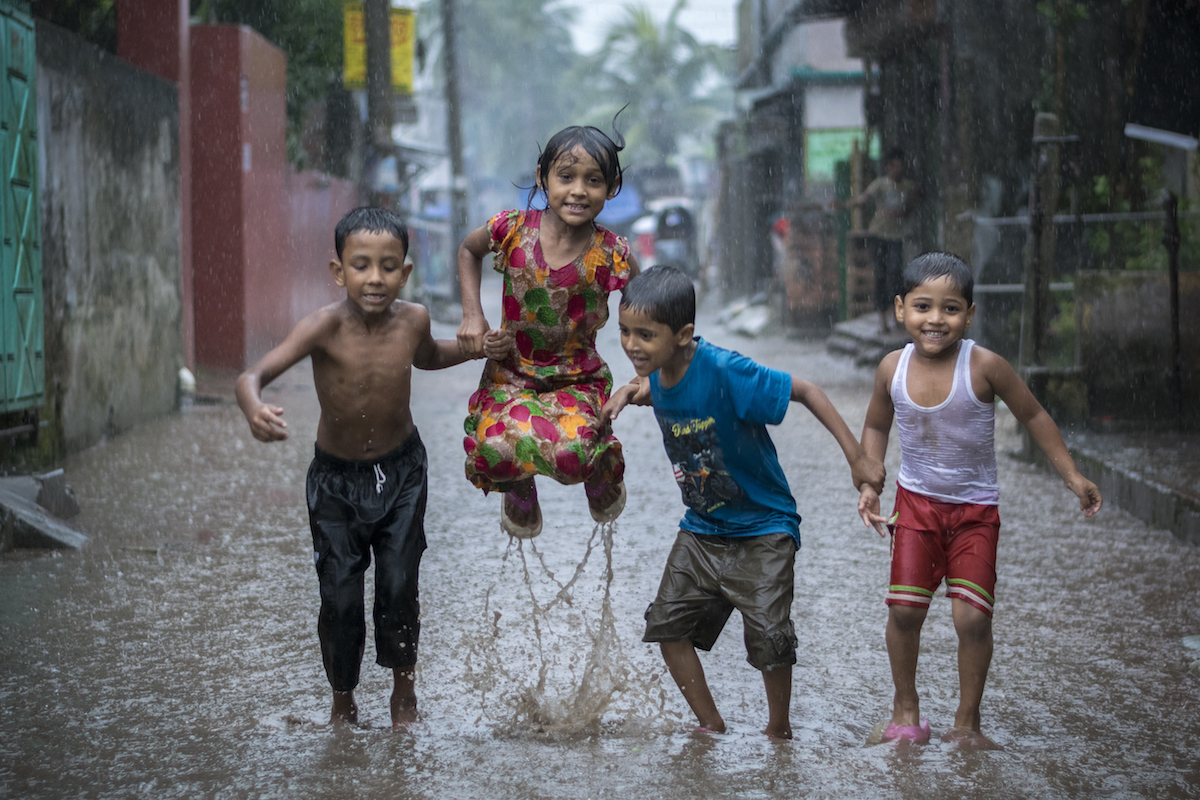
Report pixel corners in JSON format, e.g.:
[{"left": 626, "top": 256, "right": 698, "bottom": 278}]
[
  {"left": 421, "top": 0, "right": 580, "bottom": 184},
  {"left": 582, "top": 0, "right": 731, "bottom": 168}
]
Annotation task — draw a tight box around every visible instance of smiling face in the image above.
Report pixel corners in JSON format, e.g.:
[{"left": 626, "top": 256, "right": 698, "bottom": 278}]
[
  {"left": 895, "top": 275, "right": 975, "bottom": 360},
  {"left": 618, "top": 306, "right": 694, "bottom": 383},
  {"left": 330, "top": 229, "right": 411, "bottom": 317},
  {"left": 539, "top": 146, "right": 616, "bottom": 228}
]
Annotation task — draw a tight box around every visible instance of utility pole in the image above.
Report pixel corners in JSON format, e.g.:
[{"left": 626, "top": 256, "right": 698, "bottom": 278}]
[
  {"left": 1163, "top": 189, "right": 1182, "bottom": 429},
  {"left": 1021, "top": 113, "right": 1063, "bottom": 369},
  {"left": 365, "top": 0, "right": 394, "bottom": 207},
  {"left": 441, "top": 0, "right": 468, "bottom": 300}
]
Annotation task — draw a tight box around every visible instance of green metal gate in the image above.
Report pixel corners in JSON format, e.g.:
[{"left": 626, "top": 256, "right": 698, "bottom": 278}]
[{"left": 0, "top": 0, "right": 41, "bottom": 413}]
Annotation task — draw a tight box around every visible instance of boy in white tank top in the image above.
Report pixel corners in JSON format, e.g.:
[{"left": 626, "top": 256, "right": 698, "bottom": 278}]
[{"left": 857, "top": 252, "right": 1102, "bottom": 749}]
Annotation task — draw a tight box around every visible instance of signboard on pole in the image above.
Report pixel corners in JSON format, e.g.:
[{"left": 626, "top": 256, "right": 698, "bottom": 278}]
[
  {"left": 390, "top": 7, "right": 414, "bottom": 95},
  {"left": 343, "top": 3, "right": 414, "bottom": 93},
  {"left": 804, "top": 128, "right": 878, "bottom": 184}
]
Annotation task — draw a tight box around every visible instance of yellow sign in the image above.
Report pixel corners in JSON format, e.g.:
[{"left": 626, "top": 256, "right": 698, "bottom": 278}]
[
  {"left": 343, "top": 3, "right": 414, "bottom": 94},
  {"left": 343, "top": 3, "right": 365, "bottom": 89},
  {"left": 390, "top": 7, "right": 414, "bottom": 95}
]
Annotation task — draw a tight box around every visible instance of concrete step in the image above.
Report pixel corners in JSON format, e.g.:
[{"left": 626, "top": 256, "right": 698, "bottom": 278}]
[{"left": 826, "top": 316, "right": 909, "bottom": 367}]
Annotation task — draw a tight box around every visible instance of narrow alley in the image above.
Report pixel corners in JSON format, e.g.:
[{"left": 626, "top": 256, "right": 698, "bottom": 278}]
[{"left": 2, "top": 294, "right": 1198, "bottom": 799}]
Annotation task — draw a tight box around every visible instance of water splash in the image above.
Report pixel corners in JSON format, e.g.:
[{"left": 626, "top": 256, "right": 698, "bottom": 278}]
[{"left": 462, "top": 521, "right": 668, "bottom": 736}]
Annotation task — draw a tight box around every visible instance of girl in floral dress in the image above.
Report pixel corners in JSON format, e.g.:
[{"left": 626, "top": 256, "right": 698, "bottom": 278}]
[{"left": 457, "top": 125, "right": 640, "bottom": 538}]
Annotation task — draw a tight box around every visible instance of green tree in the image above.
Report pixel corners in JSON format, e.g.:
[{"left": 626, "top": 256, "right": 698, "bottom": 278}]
[
  {"left": 31, "top": 0, "right": 117, "bottom": 52},
  {"left": 583, "top": 0, "right": 731, "bottom": 168},
  {"left": 420, "top": 0, "right": 579, "bottom": 185},
  {"left": 193, "top": 0, "right": 344, "bottom": 168}
]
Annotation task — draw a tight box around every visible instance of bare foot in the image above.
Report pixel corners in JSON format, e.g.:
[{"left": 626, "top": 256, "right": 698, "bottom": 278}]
[
  {"left": 330, "top": 690, "right": 358, "bottom": 726},
  {"left": 763, "top": 724, "right": 793, "bottom": 740},
  {"left": 390, "top": 695, "right": 418, "bottom": 726},
  {"left": 941, "top": 726, "right": 1003, "bottom": 751},
  {"left": 391, "top": 668, "right": 418, "bottom": 726}
]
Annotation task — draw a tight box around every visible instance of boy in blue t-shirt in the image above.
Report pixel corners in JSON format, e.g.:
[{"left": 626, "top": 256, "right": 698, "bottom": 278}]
[{"left": 602, "top": 265, "right": 884, "bottom": 739}]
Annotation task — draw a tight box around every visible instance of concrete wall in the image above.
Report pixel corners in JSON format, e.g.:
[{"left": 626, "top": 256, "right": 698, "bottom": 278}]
[
  {"left": 1076, "top": 270, "right": 1199, "bottom": 428},
  {"left": 36, "top": 20, "right": 184, "bottom": 456},
  {"left": 116, "top": 0, "right": 194, "bottom": 371}
]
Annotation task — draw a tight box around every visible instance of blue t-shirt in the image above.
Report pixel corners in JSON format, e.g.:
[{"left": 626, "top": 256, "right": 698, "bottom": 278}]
[{"left": 649, "top": 337, "right": 801, "bottom": 545}]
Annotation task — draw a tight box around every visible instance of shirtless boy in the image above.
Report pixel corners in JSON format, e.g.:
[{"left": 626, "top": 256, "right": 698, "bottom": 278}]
[{"left": 236, "top": 206, "right": 506, "bottom": 726}]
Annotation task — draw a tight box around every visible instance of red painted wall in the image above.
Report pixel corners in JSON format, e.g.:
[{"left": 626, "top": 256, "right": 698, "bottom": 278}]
[
  {"left": 239, "top": 31, "right": 290, "bottom": 364},
  {"left": 190, "top": 25, "right": 289, "bottom": 369}
]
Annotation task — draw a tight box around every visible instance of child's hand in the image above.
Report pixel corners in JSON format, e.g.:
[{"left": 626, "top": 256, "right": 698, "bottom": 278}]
[
  {"left": 482, "top": 328, "right": 514, "bottom": 361},
  {"left": 600, "top": 378, "right": 650, "bottom": 425},
  {"left": 246, "top": 402, "right": 288, "bottom": 442},
  {"left": 1065, "top": 473, "right": 1103, "bottom": 517},
  {"left": 857, "top": 486, "right": 888, "bottom": 537},
  {"left": 851, "top": 451, "right": 885, "bottom": 495},
  {"left": 457, "top": 315, "right": 490, "bottom": 358}
]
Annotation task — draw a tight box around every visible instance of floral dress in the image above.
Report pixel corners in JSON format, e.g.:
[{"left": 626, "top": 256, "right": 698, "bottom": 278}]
[{"left": 463, "top": 209, "right": 631, "bottom": 494}]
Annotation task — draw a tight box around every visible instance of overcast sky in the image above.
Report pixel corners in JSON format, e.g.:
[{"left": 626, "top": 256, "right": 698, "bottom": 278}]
[{"left": 563, "top": 0, "right": 736, "bottom": 53}]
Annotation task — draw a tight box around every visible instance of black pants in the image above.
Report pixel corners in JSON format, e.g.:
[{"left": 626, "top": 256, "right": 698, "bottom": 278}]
[
  {"left": 869, "top": 236, "right": 904, "bottom": 312},
  {"left": 306, "top": 433, "right": 428, "bottom": 692}
]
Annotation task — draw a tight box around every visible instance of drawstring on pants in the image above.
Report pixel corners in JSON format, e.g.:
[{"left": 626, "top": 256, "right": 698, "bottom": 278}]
[{"left": 374, "top": 463, "right": 386, "bottom": 494}]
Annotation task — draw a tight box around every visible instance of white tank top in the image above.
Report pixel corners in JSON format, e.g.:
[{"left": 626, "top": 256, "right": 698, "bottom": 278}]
[{"left": 892, "top": 339, "right": 999, "bottom": 505}]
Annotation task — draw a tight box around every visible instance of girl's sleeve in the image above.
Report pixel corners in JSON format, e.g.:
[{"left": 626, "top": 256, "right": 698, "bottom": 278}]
[
  {"left": 598, "top": 233, "right": 632, "bottom": 293},
  {"left": 486, "top": 209, "right": 523, "bottom": 272}
]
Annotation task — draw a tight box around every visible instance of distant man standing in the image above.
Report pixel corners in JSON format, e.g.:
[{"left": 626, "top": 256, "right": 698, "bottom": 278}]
[{"left": 849, "top": 148, "right": 919, "bottom": 333}]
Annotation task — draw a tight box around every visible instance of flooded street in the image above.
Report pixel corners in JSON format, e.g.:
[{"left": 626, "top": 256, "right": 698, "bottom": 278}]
[{"left": 3, "top": 293, "right": 1200, "bottom": 799}]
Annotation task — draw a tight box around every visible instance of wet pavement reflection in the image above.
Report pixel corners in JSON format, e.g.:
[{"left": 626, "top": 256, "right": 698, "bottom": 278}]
[{"left": 3, "top": 294, "right": 1199, "bottom": 799}]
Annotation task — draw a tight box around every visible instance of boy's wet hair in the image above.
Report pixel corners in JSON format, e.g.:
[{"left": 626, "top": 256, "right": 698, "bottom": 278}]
[
  {"left": 902, "top": 252, "right": 974, "bottom": 305},
  {"left": 620, "top": 265, "right": 695, "bottom": 333},
  {"left": 883, "top": 147, "right": 905, "bottom": 165},
  {"left": 529, "top": 113, "right": 626, "bottom": 208},
  {"left": 334, "top": 206, "right": 409, "bottom": 260}
]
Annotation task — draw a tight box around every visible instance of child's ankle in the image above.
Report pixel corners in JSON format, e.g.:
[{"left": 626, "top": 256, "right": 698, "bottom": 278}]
[
  {"left": 763, "top": 723, "right": 793, "bottom": 740},
  {"left": 330, "top": 690, "right": 358, "bottom": 724}
]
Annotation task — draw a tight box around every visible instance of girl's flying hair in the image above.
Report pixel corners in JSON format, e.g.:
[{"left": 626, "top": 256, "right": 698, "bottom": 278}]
[{"left": 528, "top": 111, "right": 627, "bottom": 209}]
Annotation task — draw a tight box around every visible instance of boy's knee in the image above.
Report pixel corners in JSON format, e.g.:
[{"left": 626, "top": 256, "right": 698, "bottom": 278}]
[
  {"left": 952, "top": 601, "right": 992, "bottom": 641},
  {"left": 888, "top": 603, "right": 928, "bottom": 632}
]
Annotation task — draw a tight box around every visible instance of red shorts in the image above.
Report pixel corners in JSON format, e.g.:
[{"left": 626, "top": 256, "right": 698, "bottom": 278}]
[{"left": 887, "top": 485, "right": 1000, "bottom": 617}]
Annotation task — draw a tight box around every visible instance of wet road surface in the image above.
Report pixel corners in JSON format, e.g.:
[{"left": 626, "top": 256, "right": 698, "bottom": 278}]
[{"left": 3, "top": 291, "right": 1199, "bottom": 799}]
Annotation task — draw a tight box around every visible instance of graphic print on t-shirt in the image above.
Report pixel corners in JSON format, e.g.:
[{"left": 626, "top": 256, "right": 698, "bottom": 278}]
[{"left": 660, "top": 413, "right": 742, "bottom": 513}]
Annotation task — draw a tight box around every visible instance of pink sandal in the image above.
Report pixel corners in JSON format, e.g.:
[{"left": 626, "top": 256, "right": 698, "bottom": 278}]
[
  {"left": 881, "top": 717, "right": 931, "bottom": 744},
  {"left": 501, "top": 484, "right": 542, "bottom": 539},
  {"left": 584, "top": 478, "right": 626, "bottom": 523}
]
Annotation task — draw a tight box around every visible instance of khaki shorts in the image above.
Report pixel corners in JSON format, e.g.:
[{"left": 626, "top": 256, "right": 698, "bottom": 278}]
[{"left": 642, "top": 529, "right": 798, "bottom": 671}]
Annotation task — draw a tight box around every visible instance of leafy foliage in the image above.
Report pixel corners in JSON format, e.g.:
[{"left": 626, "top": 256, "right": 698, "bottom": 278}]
[
  {"left": 582, "top": 0, "right": 731, "bottom": 168},
  {"left": 420, "top": 0, "right": 730, "bottom": 187},
  {"left": 419, "top": 0, "right": 580, "bottom": 184},
  {"left": 31, "top": 0, "right": 117, "bottom": 52},
  {"left": 193, "top": 0, "right": 344, "bottom": 167}
]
